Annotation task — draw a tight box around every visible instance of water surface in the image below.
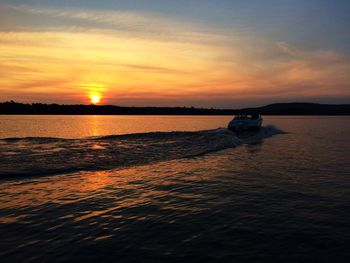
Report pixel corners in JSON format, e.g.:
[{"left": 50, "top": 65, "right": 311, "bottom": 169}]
[{"left": 0, "top": 116, "right": 349, "bottom": 262}]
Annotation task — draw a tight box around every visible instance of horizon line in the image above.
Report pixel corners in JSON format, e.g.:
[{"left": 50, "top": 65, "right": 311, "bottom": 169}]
[{"left": 2, "top": 100, "right": 350, "bottom": 110}]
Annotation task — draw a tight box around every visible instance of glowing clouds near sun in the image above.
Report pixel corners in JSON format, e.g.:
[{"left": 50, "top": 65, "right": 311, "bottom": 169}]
[{"left": 0, "top": 4, "right": 349, "bottom": 107}]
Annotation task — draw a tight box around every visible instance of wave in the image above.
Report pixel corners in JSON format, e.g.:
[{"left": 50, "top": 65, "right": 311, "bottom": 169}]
[{"left": 0, "top": 126, "right": 285, "bottom": 177}]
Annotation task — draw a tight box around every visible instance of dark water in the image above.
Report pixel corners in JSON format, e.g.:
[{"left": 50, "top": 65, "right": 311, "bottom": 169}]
[
  {"left": 0, "top": 116, "right": 349, "bottom": 262},
  {"left": 0, "top": 126, "right": 282, "bottom": 177}
]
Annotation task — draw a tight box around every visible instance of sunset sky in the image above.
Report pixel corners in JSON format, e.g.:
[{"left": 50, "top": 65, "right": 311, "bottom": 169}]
[{"left": 1, "top": 0, "right": 349, "bottom": 107}]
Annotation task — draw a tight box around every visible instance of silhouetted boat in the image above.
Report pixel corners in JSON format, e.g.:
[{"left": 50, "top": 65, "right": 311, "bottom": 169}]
[{"left": 228, "top": 114, "right": 263, "bottom": 132}]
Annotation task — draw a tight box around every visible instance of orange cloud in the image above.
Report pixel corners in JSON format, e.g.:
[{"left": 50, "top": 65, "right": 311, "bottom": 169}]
[{"left": 0, "top": 5, "right": 349, "bottom": 107}]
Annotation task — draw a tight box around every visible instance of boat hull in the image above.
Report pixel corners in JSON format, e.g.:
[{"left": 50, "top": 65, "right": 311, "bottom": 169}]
[{"left": 227, "top": 119, "right": 262, "bottom": 132}]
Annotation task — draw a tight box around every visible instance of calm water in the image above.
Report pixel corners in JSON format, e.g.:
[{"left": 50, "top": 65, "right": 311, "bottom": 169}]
[{"left": 0, "top": 115, "right": 349, "bottom": 262}]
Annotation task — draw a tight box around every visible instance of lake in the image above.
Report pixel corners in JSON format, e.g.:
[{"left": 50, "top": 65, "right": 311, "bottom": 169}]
[{"left": 0, "top": 115, "right": 349, "bottom": 262}]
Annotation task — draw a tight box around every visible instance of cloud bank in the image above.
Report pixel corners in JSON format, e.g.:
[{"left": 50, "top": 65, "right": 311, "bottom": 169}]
[{"left": 0, "top": 3, "right": 349, "bottom": 107}]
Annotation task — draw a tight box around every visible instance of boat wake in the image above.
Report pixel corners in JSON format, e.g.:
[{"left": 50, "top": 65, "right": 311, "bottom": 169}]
[{"left": 0, "top": 126, "right": 285, "bottom": 177}]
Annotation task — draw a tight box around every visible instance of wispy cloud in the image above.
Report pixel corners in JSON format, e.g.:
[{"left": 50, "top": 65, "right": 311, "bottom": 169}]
[
  {"left": 0, "top": 4, "right": 349, "bottom": 106},
  {"left": 2, "top": 4, "right": 223, "bottom": 44},
  {"left": 8, "top": 4, "right": 162, "bottom": 29}
]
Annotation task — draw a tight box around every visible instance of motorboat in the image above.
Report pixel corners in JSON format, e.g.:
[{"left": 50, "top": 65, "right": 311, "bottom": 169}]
[{"left": 228, "top": 113, "right": 263, "bottom": 132}]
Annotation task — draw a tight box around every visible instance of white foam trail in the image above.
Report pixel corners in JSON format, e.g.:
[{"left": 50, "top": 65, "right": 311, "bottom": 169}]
[{"left": 0, "top": 126, "right": 285, "bottom": 177}]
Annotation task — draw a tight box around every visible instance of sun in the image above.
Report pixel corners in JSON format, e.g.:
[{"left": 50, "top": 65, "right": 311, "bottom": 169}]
[{"left": 90, "top": 95, "right": 101, "bottom": 104}]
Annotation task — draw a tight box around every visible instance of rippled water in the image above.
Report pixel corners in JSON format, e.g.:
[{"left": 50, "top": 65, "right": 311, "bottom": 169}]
[
  {"left": 0, "top": 116, "right": 349, "bottom": 262},
  {"left": 0, "top": 115, "right": 233, "bottom": 138},
  {"left": 0, "top": 126, "right": 283, "bottom": 177}
]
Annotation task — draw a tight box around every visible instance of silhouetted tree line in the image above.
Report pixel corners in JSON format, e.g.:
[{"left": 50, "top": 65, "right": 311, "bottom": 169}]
[
  {"left": 0, "top": 101, "right": 349, "bottom": 115},
  {"left": 0, "top": 101, "right": 235, "bottom": 115}
]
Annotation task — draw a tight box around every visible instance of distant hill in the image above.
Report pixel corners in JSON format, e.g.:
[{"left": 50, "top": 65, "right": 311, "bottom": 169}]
[
  {"left": 242, "top": 103, "right": 350, "bottom": 115},
  {"left": 0, "top": 101, "right": 349, "bottom": 115}
]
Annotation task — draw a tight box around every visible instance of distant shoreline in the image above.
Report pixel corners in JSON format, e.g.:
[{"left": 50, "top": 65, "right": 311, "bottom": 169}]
[{"left": 1, "top": 102, "right": 349, "bottom": 115}]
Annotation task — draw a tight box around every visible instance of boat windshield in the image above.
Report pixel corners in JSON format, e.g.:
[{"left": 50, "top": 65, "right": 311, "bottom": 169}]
[
  {"left": 234, "top": 114, "right": 260, "bottom": 120},
  {"left": 234, "top": 114, "right": 249, "bottom": 119}
]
